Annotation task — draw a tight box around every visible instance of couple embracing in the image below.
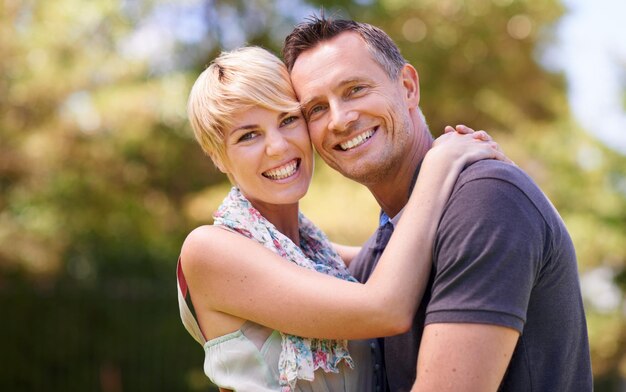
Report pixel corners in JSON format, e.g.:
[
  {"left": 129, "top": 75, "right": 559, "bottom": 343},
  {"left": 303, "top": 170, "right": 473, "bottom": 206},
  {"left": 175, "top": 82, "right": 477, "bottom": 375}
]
[{"left": 177, "top": 15, "right": 592, "bottom": 392}]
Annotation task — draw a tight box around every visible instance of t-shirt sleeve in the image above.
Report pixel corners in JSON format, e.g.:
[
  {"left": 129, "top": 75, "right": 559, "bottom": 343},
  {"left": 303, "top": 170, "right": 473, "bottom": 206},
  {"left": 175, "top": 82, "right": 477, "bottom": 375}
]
[{"left": 426, "top": 175, "right": 549, "bottom": 332}]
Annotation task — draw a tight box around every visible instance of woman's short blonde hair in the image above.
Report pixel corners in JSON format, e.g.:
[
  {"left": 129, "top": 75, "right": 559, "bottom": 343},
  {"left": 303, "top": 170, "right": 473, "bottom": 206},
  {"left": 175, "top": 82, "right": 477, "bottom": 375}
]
[{"left": 187, "top": 46, "right": 301, "bottom": 168}]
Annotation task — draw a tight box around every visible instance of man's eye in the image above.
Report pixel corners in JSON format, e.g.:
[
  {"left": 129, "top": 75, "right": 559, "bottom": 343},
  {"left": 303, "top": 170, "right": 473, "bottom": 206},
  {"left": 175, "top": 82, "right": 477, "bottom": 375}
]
[
  {"left": 349, "top": 85, "right": 365, "bottom": 95},
  {"left": 280, "top": 115, "right": 299, "bottom": 127},
  {"left": 308, "top": 104, "right": 326, "bottom": 118}
]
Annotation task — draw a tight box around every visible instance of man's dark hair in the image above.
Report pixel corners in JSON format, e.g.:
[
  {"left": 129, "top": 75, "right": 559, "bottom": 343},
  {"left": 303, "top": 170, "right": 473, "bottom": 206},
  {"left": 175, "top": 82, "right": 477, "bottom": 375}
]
[{"left": 282, "top": 14, "right": 407, "bottom": 80}]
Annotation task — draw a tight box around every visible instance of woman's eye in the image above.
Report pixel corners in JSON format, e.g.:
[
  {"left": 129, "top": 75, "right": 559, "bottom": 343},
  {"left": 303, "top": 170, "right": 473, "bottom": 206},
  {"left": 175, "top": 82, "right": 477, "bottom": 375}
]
[
  {"left": 237, "top": 131, "right": 257, "bottom": 142},
  {"left": 280, "top": 115, "right": 299, "bottom": 127}
]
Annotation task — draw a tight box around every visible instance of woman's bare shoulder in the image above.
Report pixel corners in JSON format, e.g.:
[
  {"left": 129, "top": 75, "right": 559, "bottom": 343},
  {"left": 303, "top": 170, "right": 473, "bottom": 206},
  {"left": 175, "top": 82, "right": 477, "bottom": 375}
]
[{"left": 181, "top": 225, "right": 241, "bottom": 270}]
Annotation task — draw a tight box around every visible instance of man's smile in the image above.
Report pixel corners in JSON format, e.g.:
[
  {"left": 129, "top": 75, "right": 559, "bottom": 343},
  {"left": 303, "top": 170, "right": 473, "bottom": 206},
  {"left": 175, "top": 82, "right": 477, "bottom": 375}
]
[{"left": 337, "top": 128, "right": 376, "bottom": 151}]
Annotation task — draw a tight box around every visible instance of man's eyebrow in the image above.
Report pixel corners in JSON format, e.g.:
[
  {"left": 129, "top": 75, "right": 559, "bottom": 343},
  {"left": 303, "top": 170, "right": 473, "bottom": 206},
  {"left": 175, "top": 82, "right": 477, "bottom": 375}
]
[
  {"left": 300, "top": 78, "right": 367, "bottom": 110},
  {"left": 300, "top": 96, "right": 321, "bottom": 111},
  {"left": 338, "top": 77, "right": 366, "bottom": 87}
]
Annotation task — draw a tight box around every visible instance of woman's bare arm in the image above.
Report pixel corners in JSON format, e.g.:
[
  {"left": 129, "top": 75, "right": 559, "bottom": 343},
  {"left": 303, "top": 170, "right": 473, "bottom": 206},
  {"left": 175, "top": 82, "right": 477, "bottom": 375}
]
[
  {"left": 181, "top": 129, "right": 508, "bottom": 340},
  {"left": 331, "top": 242, "right": 362, "bottom": 267}
]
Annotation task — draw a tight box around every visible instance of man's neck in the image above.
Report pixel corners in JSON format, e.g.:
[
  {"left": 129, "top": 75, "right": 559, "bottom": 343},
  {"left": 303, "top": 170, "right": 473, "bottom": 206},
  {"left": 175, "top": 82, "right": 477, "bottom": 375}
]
[
  {"left": 369, "top": 131, "right": 432, "bottom": 219},
  {"left": 368, "top": 163, "right": 419, "bottom": 219}
]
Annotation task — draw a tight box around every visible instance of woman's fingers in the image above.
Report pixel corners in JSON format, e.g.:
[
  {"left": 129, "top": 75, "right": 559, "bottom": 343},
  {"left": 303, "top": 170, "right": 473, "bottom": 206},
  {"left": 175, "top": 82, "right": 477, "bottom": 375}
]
[
  {"left": 472, "top": 130, "right": 492, "bottom": 141},
  {"left": 440, "top": 124, "right": 515, "bottom": 165},
  {"left": 447, "top": 124, "right": 492, "bottom": 142},
  {"left": 452, "top": 124, "right": 474, "bottom": 134}
]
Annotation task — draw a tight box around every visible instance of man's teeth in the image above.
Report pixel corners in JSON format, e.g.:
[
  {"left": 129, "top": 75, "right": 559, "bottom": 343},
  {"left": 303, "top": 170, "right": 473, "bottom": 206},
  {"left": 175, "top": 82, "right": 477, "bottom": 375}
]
[
  {"left": 340, "top": 129, "right": 374, "bottom": 151},
  {"left": 264, "top": 160, "right": 298, "bottom": 180}
]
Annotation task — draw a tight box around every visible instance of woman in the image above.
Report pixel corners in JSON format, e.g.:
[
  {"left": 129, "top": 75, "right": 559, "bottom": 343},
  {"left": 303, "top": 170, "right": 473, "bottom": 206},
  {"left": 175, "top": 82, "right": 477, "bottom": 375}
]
[{"left": 177, "top": 46, "right": 509, "bottom": 391}]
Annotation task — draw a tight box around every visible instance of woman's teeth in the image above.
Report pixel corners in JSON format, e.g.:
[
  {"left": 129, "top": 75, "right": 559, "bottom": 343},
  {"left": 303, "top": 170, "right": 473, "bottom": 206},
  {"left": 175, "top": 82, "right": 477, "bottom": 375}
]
[
  {"left": 340, "top": 129, "right": 374, "bottom": 151},
  {"left": 263, "top": 160, "right": 298, "bottom": 180}
]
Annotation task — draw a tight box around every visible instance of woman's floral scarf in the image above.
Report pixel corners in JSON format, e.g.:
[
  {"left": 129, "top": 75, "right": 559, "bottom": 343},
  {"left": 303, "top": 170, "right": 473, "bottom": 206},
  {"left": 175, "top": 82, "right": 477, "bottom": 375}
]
[{"left": 213, "top": 187, "right": 356, "bottom": 391}]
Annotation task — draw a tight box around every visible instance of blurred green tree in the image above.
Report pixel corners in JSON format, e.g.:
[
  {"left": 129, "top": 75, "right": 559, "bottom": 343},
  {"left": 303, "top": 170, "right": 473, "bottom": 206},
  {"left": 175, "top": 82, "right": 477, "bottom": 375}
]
[
  {"left": 0, "top": 0, "right": 224, "bottom": 390},
  {"left": 0, "top": 0, "right": 215, "bottom": 284}
]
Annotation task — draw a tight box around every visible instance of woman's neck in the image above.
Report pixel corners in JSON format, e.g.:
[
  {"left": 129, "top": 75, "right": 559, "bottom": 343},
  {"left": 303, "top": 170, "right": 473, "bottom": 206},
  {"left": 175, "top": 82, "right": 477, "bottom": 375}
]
[{"left": 249, "top": 200, "right": 301, "bottom": 246}]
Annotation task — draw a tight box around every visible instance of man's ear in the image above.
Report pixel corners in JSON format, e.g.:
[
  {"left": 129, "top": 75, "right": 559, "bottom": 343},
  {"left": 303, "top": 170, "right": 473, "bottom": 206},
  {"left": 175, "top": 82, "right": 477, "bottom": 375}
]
[{"left": 400, "top": 64, "right": 420, "bottom": 108}]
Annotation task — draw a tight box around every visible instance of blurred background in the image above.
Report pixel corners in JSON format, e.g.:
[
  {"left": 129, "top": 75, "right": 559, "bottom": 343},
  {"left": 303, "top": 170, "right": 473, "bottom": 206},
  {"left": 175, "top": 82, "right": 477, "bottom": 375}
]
[{"left": 1, "top": 0, "right": 625, "bottom": 390}]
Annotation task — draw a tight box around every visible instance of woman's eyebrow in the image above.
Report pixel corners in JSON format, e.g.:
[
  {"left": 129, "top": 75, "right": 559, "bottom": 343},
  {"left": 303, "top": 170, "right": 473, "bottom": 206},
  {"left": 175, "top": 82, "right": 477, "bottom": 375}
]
[{"left": 230, "top": 124, "right": 257, "bottom": 134}]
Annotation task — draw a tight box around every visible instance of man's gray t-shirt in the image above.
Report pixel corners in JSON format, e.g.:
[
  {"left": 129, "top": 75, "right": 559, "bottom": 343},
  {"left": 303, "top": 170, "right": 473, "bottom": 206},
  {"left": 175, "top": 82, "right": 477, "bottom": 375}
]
[{"left": 350, "top": 160, "right": 592, "bottom": 392}]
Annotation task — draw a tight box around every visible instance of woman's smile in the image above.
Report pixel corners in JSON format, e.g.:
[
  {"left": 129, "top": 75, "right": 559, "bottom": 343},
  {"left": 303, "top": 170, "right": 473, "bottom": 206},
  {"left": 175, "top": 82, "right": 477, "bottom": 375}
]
[{"left": 262, "top": 158, "right": 301, "bottom": 180}]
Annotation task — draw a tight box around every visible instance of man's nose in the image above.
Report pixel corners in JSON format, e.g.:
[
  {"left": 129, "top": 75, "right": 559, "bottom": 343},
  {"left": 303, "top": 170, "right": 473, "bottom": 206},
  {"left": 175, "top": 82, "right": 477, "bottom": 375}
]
[
  {"left": 328, "top": 100, "right": 358, "bottom": 133},
  {"left": 265, "top": 129, "right": 289, "bottom": 157}
]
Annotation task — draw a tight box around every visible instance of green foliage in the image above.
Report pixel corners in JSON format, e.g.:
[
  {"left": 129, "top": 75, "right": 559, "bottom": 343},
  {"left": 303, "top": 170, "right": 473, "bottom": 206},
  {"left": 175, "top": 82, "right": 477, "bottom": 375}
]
[
  {"left": 0, "top": 281, "right": 216, "bottom": 391},
  {"left": 0, "top": 0, "right": 221, "bottom": 389},
  {"left": 0, "top": 0, "right": 216, "bottom": 279}
]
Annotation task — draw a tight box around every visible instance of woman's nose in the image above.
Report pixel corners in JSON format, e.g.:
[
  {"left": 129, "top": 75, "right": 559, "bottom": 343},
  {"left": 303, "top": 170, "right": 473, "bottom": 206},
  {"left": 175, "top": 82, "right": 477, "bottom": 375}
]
[{"left": 265, "top": 129, "right": 289, "bottom": 157}]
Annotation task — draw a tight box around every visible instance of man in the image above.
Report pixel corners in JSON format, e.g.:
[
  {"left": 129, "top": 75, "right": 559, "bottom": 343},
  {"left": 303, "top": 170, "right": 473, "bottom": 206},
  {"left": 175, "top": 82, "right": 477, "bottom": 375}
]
[{"left": 283, "top": 16, "right": 592, "bottom": 391}]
